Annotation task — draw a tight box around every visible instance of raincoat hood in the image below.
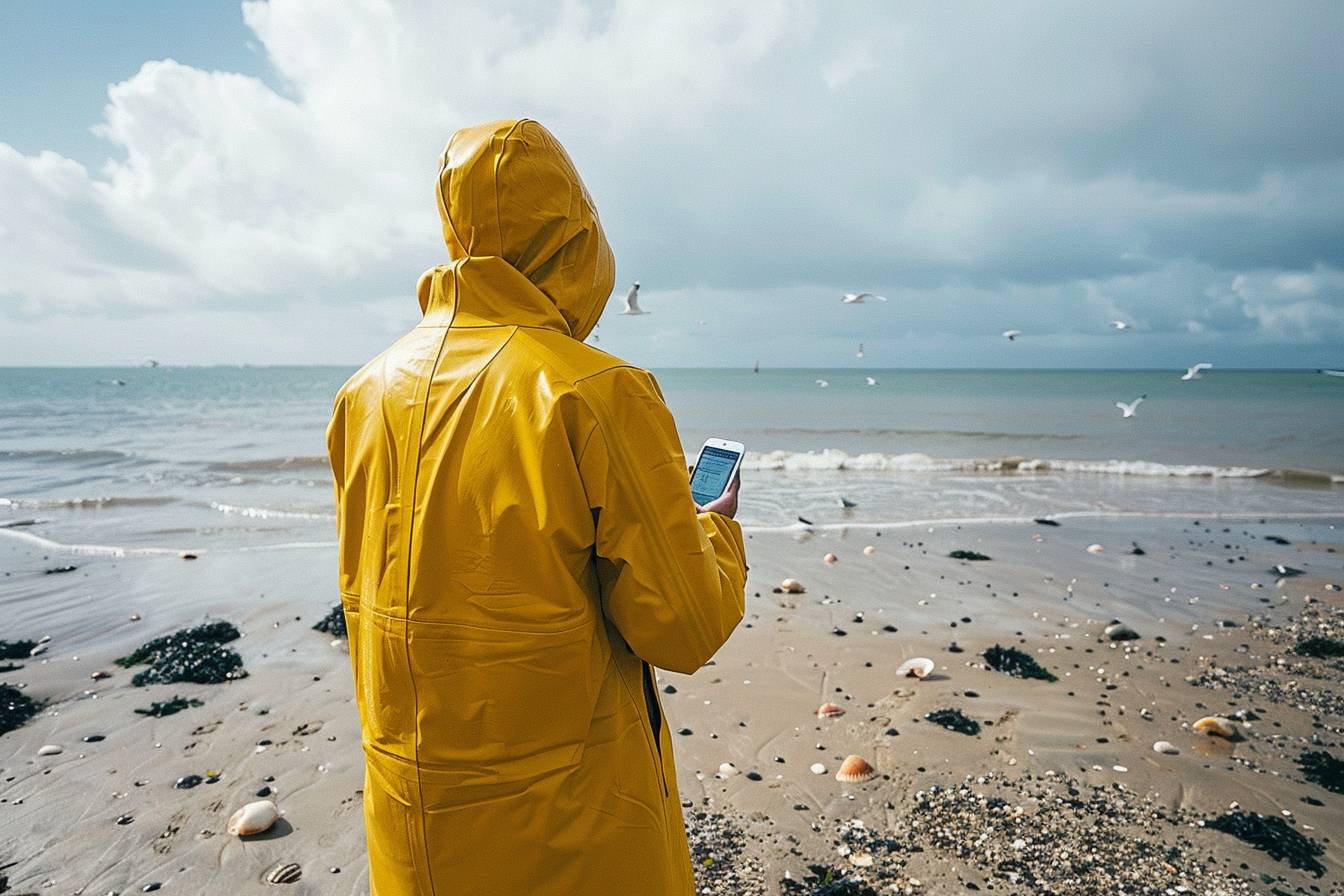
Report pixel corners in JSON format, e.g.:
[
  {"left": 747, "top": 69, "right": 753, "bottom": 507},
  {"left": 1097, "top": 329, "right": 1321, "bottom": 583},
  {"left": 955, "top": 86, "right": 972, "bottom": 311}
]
[{"left": 431, "top": 119, "right": 615, "bottom": 341}]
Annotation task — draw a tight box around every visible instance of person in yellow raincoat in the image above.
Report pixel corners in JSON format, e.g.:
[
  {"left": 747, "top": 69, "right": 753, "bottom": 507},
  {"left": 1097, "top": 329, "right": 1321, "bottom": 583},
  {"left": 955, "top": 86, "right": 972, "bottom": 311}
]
[{"left": 326, "top": 119, "right": 748, "bottom": 895}]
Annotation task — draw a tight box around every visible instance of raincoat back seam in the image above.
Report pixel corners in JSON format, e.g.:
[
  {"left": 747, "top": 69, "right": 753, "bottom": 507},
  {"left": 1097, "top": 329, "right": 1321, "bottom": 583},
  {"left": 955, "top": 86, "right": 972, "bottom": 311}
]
[{"left": 400, "top": 285, "right": 457, "bottom": 896}]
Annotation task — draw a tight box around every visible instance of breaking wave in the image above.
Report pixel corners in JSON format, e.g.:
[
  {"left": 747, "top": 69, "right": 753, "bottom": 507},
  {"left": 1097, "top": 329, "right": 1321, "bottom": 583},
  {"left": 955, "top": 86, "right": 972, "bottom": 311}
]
[{"left": 737, "top": 449, "right": 1341, "bottom": 482}]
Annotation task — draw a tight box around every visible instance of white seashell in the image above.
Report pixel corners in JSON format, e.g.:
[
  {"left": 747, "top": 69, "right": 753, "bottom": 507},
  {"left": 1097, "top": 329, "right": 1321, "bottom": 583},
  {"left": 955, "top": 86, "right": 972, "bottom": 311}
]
[
  {"left": 717, "top": 762, "right": 740, "bottom": 778},
  {"left": 849, "top": 853, "right": 874, "bottom": 867},
  {"left": 331, "top": 639, "right": 348, "bottom": 652},
  {"left": 823, "top": 553, "right": 838, "bottom": 566},
  {"left": 265, "top": 862, "right": 302, "bottom": 883},
  {"left": 780, "top": 578, "right": 806, "bottom": 594},
  {"left": 1193, "top": 716, "right": 1236, "bottom": 738},
  {"left": 37, "top": 744, "right": 62, "bottom": 756},
  {"left": 227, "top": 800, "right": 278, "bottom": 836},
  {"left": 896, "top": 657, "right": 935, "bottom": 679},
  {"left": 1086, "top": 544, "right": 1105, "bottom": 554},
  {"left": 810, "top": 762, "right": 827, "bottom": 775},
  {"left": 863, "top": 545, "right": 877, "bottom": 556},
  {"left": 1153, "top": 740, "right": 1179, "bottom": 755}
]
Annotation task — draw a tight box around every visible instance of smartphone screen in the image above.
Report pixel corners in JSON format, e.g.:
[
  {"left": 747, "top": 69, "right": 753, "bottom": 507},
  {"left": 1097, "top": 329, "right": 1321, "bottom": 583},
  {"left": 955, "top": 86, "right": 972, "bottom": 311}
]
[{"left": 690, "top": 445, "right": 741, "bottom": 506}]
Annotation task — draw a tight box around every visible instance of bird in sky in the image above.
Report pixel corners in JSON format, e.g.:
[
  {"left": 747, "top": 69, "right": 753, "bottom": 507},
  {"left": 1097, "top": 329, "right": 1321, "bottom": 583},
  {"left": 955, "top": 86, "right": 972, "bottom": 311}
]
[
  {"left": 1115, "top": 395, "right": 1147, "bottom": 418},
  {"left": 856, "top": 342, "right": 864, "bottom": 358},
  {"left": 865, "top": 376, "right": 878, "bottom": 386},
  {"left": 815, "top": 379, "right": 830, "bottom": 388},
  {"left": 620, "top": 281, "right": 647, "bottom": 315},
  {"left": 1110, "top": 320, "right": 1130, "bottom": 330},
  {"left": 1181, "top": 362, "right": 1212, "bottom": 381},
  {"left": 1002, "top": 330, "right": 1021, "bottom": 341},
  {"left": 842, "top": 292, "right": 887, "bottom": 304}
]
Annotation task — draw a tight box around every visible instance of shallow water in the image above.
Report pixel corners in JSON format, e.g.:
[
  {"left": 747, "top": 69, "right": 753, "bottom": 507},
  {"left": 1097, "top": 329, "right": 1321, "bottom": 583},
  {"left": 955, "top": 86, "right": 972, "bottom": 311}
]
[{"left": 0, "top": 366, "right": 1340, "bottom": 549}]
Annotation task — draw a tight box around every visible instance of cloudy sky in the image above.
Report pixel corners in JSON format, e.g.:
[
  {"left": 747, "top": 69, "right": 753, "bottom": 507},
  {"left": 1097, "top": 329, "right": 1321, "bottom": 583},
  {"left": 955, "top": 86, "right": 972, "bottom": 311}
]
[{"left": 2, "top": 1, "right": 1342, "bottom": 368}]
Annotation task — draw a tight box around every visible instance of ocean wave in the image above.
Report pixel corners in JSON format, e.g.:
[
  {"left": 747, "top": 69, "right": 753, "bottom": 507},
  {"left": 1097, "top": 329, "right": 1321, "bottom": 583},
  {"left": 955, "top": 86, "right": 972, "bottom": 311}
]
[
  {"left": 204, "top": 455, "right": 330, "bottom": 473},
  {"left": 0, "top": 448, "right": 133, "bottom": 465},
  {"left": 209, "top": 501, "right": 336, "bottom": 520},
  {"left": 737, "top": 449, "right": 1341, "bottom": 481},
  {"left": 0, "top": 495, "right": 178, "bottom": 510}
]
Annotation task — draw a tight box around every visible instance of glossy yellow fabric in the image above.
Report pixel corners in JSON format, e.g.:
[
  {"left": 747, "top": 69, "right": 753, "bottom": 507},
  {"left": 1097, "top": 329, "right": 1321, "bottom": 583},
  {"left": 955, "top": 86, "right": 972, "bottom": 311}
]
[{"left": 326, "top": 119, "right": 747, "bottom": 896}]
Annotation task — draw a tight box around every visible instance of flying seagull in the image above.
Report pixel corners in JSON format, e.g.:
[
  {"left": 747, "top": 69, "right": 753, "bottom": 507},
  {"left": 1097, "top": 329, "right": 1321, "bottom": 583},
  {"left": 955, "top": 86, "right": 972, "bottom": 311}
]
[
  {"left": 1115, "top": 395, "right": 1147, "bottom": 418},
  {"left": 855, "top": 342, "right": 864, "bottom": 359},
  {"left": 842, "top": 292, "right": 887, "bottom": 304},
  {"left": 865, "top": 376, "right": 878, "bottom": 386},
  {"left": 621, "top": 281, "right": 647, "bottom": 315},
  {"left": 1180, "top": 362, "right": 1212, "bottom": 381},
  {"left": 1110, "top": 320, "right": 1130, "bottom": 330},
  {"left": 815, "top": 379, "right": 830, "bottom": 388},
  {"left": 1002, "top": 330, "right": 1021, "bottom": 341}
]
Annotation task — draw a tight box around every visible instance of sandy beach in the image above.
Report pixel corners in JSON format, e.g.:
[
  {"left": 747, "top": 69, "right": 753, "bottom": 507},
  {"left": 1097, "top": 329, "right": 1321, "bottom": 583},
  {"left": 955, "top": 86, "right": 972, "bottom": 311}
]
[{"left": 1, "top": 512, "right": 1340, "bottom": 894}]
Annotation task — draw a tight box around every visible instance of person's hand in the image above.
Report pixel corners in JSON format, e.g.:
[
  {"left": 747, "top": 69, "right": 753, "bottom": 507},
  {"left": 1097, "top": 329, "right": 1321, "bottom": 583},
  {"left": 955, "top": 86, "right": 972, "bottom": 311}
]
[{"left": 696, "top": 472, "right": 740, "bottom": 519}]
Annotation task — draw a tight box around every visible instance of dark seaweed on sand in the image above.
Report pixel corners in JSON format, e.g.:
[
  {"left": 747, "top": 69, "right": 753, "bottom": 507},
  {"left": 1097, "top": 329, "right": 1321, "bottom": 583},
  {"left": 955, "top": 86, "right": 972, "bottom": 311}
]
[
  {"left": 983, "top": 644, "right": 1057, "bottom": 682},
  {"left": 948, "top": 549, "right": 991, "bottom": 561},
  {"left": 116, "top": 621, "right": 245, "bottom": 686},
  {"left": 1206, "top": 811, "right": 1325, "bottom": 877},
  {"left": 1297, "top": 750, "right": 1344, "bottom": 794},
  {"left": 0, "top": 682, "right": 41, "bottom": 735},
  {"left": 312, "top": 604, "right": 347, "bottom": 638},
  {"left": 1293, "top": 637, "right": 1344, "bottom": 659},
  {"left": 779, "top": 864, "right": 879, "bottom": 896},
  {"left": 0, "top": 640, "right": 36, "bottom": 660},
  {"left": 134, "top": 696, "right": 205, "bottom": 717},
  {"left": 924, "top": 708, "right": 981, "bottom": 736}
]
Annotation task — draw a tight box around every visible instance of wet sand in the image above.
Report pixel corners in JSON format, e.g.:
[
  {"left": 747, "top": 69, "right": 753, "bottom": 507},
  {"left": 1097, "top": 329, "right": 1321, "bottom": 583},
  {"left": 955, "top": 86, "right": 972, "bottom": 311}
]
[{"left": 0, "top": 514, "right": 1341, "bottom": 894}]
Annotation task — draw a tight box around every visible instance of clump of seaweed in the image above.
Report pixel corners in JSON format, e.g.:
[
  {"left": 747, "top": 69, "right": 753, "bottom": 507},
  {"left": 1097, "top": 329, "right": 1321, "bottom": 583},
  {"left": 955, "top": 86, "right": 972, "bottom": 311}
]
[
  {"left": 1293, "top": 637, "right": 1344, "bottom": 659},
  {"left": 983, "top": 644, "right": 1057, "bottom": 682},
  {"left": 0, "top": 640, "right": 37, "bottom": 660},
  {"left": 1297, "top": 750, "right": 1344, "bottom": 794},
  {"left": 116, "top": 621, "right": 245, "bottom": 686},
  {"left": 924, "top": 708, "right": 981, "bottom": 736},
  {"left": 948, "top": 549, "right": 991, "bottom": 561},
  {"left": 134, "top": 696, "right": 205, "bottom": 717},
  {"left": 0, "top": 682, "right": 41, "bottom": 735},
  {"left": 312, "top": 604, "right": 347, "bottom": 638},
  {"left": 780, "top": 864, "right": 879, "bottom": 896},
  {"left": 1206, "top": 811, "right": 1325, "bottom": 877}
]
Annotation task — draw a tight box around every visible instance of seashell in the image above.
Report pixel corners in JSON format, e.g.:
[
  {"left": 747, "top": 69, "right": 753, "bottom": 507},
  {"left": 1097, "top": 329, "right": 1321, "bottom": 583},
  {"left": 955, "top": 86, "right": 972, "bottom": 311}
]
[
  {"left": 896, "top": 657, "right": 935, "bottom": 679},
  {"left": 1086, "top": 543, "right": 1105, "bottom": 554},
  {"left": 331, "top": 639, "right": 348, "bottom": 652},
  {"left": 1153, "top": 740, "right": 1179, "bottom": 755},
  {"left": 835, "top": 754, "right": 877, "bottom": 783},
  {"left": 816, "top": 702, "right": 846, "bottom": 719},
  {"left": 809, "top": 762, "right": 827, "bottom": 775},
  {"left": 780, "top": 578, "right": 806, "bottom": 594},
  {"left": 849, "top": 852, "right": 874, "bottom": 867},
  {"left": 129, "top": 612, "right": 142, "bottom": 621},
  {"left": 823, "top": 553, "right": 838, "bottom": 566},
  {"left": 717, "top": 762, "right": 740, "bottom": 778},
  {"left": 227, "top": 800, "right": 278, "bottom": 836},
  {"left": 863, "top": 545, "right": 877, "bottom": 556},
  {"left": 265, "top": 862, "right": 302, "bottom": 884},
  {"left": 90, "top": 670, "right": 112, "bottom": 680},
  {"left": 1192, "top": 716, "right": 1236, "bottom": 738},
  {"left": 37, "top": 744, "right": 62, "bottom": 756},
  {"left": 29, "top": 644, "right": 47, "bottom": 657}
]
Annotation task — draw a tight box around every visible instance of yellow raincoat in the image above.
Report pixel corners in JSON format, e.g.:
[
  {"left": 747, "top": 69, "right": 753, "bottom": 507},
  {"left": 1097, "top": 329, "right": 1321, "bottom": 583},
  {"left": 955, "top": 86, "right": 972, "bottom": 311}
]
[{"left": 326, "top": 119, "right": 747, "bottom": 895}]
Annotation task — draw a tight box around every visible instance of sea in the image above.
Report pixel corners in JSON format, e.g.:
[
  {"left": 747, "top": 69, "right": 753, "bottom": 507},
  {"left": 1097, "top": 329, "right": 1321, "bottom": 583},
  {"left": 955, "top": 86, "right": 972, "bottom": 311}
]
[{"left": 1, "top": 366, "right": 1340, "bottom": 555}]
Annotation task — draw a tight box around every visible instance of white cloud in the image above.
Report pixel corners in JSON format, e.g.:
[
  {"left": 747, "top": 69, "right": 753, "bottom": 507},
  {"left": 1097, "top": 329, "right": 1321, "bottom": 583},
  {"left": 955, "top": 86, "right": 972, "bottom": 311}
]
[{"left": 0, "top": 0, "right": 1341, "bottom": 366}]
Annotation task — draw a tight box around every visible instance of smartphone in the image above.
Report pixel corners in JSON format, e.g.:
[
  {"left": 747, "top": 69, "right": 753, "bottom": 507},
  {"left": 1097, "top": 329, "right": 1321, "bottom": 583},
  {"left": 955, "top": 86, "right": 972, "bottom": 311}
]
[{"left": 689, "top": 438, "right": 745, "bottom": 507}]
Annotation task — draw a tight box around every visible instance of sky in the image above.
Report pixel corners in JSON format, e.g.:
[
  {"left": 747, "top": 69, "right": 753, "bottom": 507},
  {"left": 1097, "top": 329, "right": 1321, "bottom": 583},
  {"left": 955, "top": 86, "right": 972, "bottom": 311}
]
[{"left": 1, "top": 1, "right": 1343, "bottom": 369}]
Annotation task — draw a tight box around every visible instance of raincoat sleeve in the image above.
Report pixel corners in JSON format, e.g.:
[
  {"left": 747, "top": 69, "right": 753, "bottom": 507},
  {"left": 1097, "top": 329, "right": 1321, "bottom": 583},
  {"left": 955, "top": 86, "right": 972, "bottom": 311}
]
[{"left": 577, "top": 366, "right": 747, "bottom": 675}]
